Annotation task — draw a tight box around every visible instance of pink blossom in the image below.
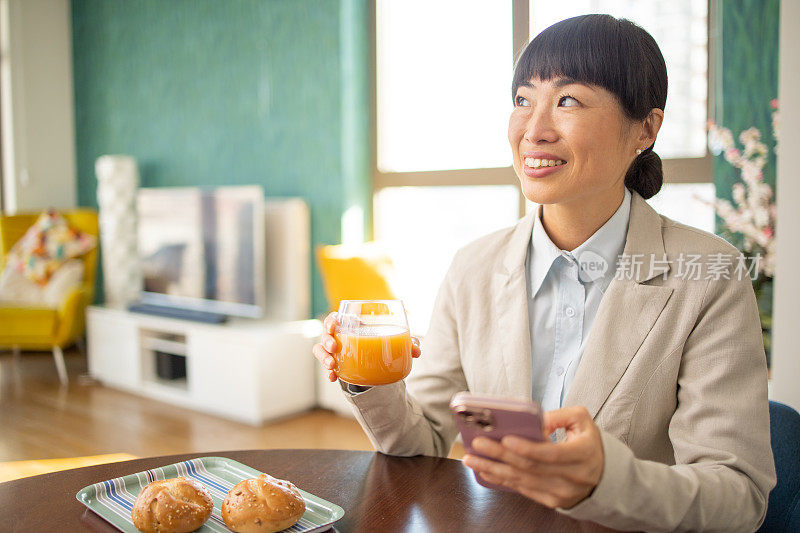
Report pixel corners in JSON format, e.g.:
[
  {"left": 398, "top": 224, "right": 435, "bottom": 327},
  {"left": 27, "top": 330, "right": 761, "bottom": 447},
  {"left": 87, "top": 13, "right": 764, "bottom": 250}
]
[
  {"left": 770, "top": 99, "right": 779, "bottom": 110},
  {"left": 732, "top": 183, "right": 746, "bottom": 206},
  {"left": 707, "top": 102, "right": 777, "bottom": 274},
  {"left": 740, "top": 127, "right": 761, "bottom": 144},
  {"left": 725, "top": 148, "right": 741, "bottom": 160}
]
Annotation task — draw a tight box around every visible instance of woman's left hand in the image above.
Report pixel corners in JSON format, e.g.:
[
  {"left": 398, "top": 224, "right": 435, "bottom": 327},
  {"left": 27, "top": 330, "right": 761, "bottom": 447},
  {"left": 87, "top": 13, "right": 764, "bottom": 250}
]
[{"left": 462, "top": 406, "right": 604, "bottom": 509}]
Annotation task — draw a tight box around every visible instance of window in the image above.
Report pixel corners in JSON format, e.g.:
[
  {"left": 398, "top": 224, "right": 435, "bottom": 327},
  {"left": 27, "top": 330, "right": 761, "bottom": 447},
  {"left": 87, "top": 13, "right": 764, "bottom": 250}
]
[
  {"left": 377, "top": 1, "right": 512, "bottom": 172},
  {"left": 645, "top": 183, "right": 715, "bottom": 233},
  {"left": 373, "top": 1, "right": 715, "bottom": 333},
  {"left": 530, "top": 0, "right": 710, "bottom": 160},
  {"left": 374, "top": 185, "right": 520, "bottom": 334}
]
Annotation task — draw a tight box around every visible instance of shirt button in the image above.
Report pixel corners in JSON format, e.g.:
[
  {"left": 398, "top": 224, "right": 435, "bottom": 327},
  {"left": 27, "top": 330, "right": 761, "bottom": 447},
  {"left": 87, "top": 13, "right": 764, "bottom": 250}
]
[
  {"left": 565, "top": 306, "right": 575, "bottom": 317},
  {"left": 556, "top": 366, "right": 565, "bottom": 376}
]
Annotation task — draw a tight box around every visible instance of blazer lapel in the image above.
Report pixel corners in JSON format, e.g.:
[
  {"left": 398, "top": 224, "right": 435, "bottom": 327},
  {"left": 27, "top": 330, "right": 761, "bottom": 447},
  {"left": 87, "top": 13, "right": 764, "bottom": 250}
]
[
  {"left": 492, "top": 211, "right": 537, "bottom": 400},
  {"left": 563, "top": 192, "right": 674, "bottom": 418},
  {"left": 563, "top": 282, "right": 673, "bottom": 418}
]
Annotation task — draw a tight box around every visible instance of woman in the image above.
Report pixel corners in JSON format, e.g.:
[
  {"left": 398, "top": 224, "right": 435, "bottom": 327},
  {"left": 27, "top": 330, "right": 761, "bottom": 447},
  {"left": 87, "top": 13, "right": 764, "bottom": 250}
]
[{"left": 312, "top": 14, "right": 775, "bottom": 532}]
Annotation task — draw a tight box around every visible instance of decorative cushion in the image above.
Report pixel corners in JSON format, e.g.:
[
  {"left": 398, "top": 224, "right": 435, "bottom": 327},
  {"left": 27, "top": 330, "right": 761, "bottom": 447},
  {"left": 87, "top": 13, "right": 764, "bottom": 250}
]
[
  {"left": 0, "top": 259, "right": 84, "bottom": 307},
  {"left": 5, "top": 209, "right": 96, "bottom": 285},
  {"left": 42, "top": 259, "right": 85, "bottom": 306},
  {"left": 316, "top": 242, "right": 398, "bottom": 312},
  {"left": 0, "top": 267, "right": 37, "bottom": 305}
]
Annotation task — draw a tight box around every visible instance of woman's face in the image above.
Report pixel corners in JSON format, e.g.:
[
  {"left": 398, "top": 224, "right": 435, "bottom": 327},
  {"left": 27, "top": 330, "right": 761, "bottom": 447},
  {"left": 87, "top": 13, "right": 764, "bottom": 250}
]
[{"left": 508, "top": 76, "right": 640, "bottom": 207}]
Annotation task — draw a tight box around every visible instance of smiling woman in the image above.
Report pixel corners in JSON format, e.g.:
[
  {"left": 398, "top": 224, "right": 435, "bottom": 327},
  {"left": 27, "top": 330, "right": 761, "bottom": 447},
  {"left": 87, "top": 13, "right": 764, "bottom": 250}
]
[
  {"left": 509, "top": 77, "right": 661, "bottom": 251},
  {"left": 315, "top": 13, "right": 775, "bottom": 533},
  {"left": 508, "top": 16, "right": 666, "bottom": 251}
]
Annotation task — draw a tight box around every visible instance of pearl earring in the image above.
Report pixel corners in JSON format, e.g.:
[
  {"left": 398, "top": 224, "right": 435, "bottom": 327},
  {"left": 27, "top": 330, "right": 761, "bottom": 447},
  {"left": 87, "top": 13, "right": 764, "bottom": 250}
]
[{"left": 636, "top": 149, "right": 643, "bottom": 155}]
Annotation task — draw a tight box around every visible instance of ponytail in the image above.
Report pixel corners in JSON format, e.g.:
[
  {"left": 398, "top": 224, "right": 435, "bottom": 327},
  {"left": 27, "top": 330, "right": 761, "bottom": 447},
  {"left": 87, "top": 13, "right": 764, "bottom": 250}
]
[{"left": 624, "top": 146, "right": 663, "bottom": 199}]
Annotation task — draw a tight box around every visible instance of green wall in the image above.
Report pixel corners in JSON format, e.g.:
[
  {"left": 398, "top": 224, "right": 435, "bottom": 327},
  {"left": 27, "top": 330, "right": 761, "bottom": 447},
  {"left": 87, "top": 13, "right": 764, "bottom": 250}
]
[
  {"left": 713, "top": 0, "right": 779, "bottom": 206},
  {"left": 71, "top": 0, "right": 370, "bottom": 317},
  {"left": 712, "top": 0, "right": 780, "bottom": 362}
]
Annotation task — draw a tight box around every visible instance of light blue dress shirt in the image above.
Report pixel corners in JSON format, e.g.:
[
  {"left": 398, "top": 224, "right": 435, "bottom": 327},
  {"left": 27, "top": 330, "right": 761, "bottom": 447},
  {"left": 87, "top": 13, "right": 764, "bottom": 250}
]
[{"left": 527, "top": 187, "right": 632, "bottom": 413}]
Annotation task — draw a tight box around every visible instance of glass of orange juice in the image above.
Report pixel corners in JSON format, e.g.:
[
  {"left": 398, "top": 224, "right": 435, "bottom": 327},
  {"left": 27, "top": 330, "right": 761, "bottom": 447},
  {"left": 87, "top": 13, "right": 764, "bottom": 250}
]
[{"left": 334, "top": 300, "right": 413, "bottom": 386}]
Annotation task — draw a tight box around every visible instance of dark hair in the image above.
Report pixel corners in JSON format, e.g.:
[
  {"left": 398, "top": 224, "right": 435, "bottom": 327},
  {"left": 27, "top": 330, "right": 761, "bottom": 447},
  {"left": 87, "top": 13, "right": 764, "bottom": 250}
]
[{"left": 512, "top": 14, "right": 667, "bottom": 199}]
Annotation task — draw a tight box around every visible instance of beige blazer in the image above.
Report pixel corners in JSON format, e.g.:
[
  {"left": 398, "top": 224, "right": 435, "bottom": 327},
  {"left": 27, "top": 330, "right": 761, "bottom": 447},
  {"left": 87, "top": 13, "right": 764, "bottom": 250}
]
[{"left": 343, "top": 190, "right": 776, "bottom": 532}]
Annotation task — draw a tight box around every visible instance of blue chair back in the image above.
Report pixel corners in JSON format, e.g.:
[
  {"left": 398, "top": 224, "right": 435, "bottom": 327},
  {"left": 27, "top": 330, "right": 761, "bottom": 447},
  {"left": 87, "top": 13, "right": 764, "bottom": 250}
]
[{"left": 758, "top": 401, "right": 800, "bottom": 532}]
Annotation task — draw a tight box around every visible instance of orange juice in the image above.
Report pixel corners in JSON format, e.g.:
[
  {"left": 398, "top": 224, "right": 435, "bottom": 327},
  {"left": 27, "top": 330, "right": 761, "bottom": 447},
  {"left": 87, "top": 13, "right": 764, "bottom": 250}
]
[{"left": 334, "top": 325, "right": 412, "bottom": 386}]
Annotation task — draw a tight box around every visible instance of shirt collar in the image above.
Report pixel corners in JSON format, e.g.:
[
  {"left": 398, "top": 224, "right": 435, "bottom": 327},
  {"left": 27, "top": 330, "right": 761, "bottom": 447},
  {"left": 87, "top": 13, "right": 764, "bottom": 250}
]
[
  {"left": 530, "top": 206, "right": 564, "bottom": 298},
  {"left": 529, "top": 187, "right": 632, "bottom": 297}
]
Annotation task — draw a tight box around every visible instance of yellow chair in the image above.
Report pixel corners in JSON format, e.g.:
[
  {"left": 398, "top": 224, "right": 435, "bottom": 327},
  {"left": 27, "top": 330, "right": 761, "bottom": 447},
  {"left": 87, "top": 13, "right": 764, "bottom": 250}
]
[
  {"left": 0, "top": 209, "right": 99, "bottom": 385},
  {"left": 316, "top": 242, "right": 398, "bottom": 313}
]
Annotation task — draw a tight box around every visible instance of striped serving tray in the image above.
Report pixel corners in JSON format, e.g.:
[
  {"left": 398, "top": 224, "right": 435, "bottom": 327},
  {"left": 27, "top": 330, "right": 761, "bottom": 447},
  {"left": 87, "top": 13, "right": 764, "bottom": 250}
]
[{"left": 75, "top": 456, "right": 345, "bottom": 533}]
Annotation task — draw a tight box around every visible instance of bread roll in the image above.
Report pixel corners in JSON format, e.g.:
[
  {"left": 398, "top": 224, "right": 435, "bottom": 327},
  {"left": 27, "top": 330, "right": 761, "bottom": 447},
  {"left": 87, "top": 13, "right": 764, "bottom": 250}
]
[
  {"left": 131, "top": 477, "right": 213, "bottom": 533},
  {"left": 221, "top": 473, "right": 305, "bottom": 533}
]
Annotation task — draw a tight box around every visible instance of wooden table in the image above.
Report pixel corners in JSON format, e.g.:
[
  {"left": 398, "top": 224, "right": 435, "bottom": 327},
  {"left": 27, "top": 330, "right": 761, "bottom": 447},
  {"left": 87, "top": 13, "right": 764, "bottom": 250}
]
[{"left": 0, "top": 449, "right": 620, "bottom": 532}]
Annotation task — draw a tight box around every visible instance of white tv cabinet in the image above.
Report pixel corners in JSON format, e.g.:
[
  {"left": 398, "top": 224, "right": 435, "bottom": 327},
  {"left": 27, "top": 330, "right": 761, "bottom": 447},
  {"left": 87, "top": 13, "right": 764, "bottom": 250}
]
[{"left": 86, "top": 305, "right": 322, "bottom": 425}]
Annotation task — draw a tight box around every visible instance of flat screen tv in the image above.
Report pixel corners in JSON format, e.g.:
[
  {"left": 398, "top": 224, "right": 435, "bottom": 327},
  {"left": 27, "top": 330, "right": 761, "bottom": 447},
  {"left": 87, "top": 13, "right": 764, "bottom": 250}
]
[{"left": 136, "top": 186, "right": 266, "bottom": 318}]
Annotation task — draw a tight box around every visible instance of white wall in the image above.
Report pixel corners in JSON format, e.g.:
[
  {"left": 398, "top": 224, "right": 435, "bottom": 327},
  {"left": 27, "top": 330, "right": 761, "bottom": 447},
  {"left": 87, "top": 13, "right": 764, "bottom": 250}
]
[
  {"left": 769, "top": 0, "right": 800, "bottom": 411},
  {"left": 0, "top": 0, "right": 76, "bottom": 213}
]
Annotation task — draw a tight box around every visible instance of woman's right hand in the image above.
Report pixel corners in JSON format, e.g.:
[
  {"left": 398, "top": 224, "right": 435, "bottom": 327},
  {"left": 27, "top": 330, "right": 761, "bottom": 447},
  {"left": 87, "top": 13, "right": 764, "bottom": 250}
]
[
  {"left": 313, "top": 312, "right": 341, "bottom": 382},
  {"left": 312, "top": 311, "right": 422, "bottom": 383}
]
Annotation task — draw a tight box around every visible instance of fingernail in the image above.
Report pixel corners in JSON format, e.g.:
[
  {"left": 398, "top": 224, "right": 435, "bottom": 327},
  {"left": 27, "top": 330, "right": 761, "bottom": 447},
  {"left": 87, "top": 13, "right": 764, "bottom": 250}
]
[
  {"left": 325, "top": 339, "right": 336, "bottom": 351},
  {"left": 325, "top": 356, "right": 334, "bottom": 368}
]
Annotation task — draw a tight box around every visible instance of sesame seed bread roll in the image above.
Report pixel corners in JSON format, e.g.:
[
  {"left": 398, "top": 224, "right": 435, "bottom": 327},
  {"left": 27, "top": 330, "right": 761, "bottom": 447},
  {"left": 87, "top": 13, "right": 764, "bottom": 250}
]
[
  {"left": 131, "top": 477, "right": 213, "bottom": 533},
  {"left": 221, "top": 473, "right": 306, "bottom": 533}
]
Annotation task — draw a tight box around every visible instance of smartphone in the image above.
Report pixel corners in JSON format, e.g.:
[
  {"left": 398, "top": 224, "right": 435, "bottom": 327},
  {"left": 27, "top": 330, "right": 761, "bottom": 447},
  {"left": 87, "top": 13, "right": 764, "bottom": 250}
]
[{"left": 450, "top": 391, "right": 545, "bottom": 491}]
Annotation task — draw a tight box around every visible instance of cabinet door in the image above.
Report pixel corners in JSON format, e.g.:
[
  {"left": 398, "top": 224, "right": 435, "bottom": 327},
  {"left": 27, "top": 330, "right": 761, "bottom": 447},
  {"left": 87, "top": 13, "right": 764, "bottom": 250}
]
[
  {"left": 86, "top": 309, "right": 141, "bottom": 388},
  {"left": 188, "top": 332, "right": 261, "bottom": 424},
  {"left": 258, "top": 331, "right": 316, "bottom": 419}
]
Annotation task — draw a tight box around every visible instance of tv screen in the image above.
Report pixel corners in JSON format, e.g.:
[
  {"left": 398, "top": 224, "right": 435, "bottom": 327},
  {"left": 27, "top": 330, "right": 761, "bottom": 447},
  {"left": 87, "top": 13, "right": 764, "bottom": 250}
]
[{"left": 137, "top": 186, "right": 265, "bottom": 318}]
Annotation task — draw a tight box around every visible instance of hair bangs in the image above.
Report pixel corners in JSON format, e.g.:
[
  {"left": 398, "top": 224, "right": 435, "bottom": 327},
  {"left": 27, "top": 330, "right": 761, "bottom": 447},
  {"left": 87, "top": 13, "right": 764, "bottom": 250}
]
[{"left": 512, "top": 14, "right": 665, "bottom": 122}]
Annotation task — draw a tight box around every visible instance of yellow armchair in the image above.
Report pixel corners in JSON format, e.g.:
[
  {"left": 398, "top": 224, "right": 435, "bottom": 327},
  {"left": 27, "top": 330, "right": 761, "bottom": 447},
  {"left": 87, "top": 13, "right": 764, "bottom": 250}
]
[
  {"left": 0, "top": 209, "right": 99, "bottom": 384},
  {"left": 315, "top": 242, "right": 398, "bottom": 313}
]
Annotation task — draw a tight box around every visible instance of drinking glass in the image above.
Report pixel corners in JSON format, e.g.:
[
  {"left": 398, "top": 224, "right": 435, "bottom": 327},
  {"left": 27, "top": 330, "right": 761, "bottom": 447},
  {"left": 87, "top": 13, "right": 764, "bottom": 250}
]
[{"left": 334, "top": 300, "right": 413, "bottom": 386}]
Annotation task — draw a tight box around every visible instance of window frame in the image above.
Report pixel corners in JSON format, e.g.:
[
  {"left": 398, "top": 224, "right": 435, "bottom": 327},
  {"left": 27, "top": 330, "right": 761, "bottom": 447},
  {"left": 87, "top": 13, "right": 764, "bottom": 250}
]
[{"left": 369, "top": 0, "right": 716, "bottom": 220}]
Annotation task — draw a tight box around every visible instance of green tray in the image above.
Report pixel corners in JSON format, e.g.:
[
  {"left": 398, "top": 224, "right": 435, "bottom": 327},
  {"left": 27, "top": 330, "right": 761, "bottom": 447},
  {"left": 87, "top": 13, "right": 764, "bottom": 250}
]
[{"left": 75, "top": 456, "right": 344, "bottom": 532}]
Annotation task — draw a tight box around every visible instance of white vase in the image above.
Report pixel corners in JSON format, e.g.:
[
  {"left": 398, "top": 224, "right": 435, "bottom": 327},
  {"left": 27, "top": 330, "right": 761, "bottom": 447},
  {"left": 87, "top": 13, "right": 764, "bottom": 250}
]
[{"left": 95, "top": 155, "right": 142, "bottom": 307}]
